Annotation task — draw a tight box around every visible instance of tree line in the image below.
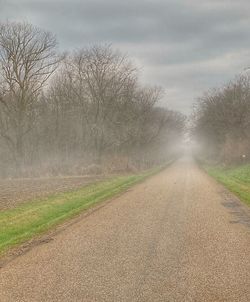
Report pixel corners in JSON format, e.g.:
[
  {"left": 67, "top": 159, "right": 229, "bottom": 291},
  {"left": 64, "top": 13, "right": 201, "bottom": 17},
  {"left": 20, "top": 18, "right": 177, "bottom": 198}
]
[
  {"left": 192, "top": 75, "right": 250, "bottom": 164},
  {"left": 0, "top": 21, "right": 185, "bottom": 177}
]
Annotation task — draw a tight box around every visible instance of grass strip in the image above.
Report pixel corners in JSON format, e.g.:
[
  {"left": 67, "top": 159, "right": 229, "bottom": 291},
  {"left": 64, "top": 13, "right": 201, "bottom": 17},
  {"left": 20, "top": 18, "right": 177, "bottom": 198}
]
[
  {"left": 203, "top": 164, "right": 250, "bottom": 206},
  {"left": 0, "top": 164, "right": 167, "bottom": 255}
]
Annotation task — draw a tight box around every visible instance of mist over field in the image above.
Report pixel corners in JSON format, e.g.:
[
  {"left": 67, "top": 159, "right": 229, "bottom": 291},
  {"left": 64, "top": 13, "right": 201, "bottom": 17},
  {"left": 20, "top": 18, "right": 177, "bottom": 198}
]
[
  {"left": 1, "top": 2, "right": 250, "bottom": 301},
  {"left": 1, "top": 1, "right": 250, "bottom": 177}
]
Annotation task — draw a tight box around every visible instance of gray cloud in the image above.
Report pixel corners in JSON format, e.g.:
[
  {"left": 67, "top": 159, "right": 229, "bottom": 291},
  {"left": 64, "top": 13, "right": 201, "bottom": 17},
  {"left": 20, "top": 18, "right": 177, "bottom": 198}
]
[{"left": 1, "top": 0, "right": 250, "bottom": 113}]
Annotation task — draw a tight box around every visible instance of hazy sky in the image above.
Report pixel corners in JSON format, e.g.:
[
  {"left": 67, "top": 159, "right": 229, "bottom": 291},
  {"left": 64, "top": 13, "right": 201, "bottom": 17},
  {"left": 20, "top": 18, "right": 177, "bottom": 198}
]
[{"left": 1, "top": 0, "right": 250, "bottom": 113}]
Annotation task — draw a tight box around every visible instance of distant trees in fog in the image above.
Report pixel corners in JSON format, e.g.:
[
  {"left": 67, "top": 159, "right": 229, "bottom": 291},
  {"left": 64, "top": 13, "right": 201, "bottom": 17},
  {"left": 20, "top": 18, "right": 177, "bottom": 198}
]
[
  {"left": 192, "top": 76, "right": 250, "bottom": 164},
  {"left": 0, "top": 21, "right": 185, "bottom": 177}
]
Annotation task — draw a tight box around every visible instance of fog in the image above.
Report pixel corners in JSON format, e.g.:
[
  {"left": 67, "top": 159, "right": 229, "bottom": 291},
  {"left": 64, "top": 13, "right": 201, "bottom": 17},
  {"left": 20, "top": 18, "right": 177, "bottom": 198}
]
[
  {"left": 0, "top": 22, "right": 185, "bottom": 178},
  {"left": 1, "top": 4, "right": 250, "bottom": 298},
  {"left": 1, "top": 18, "right": 250, "bottom": 179},
  {"left": 191, "top": 75, "right": 250, "bottom": 164}
]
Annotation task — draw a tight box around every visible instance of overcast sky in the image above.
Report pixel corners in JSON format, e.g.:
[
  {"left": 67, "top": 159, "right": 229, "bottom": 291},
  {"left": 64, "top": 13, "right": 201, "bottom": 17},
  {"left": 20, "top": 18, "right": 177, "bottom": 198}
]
[{"left": 1, "top": 0, "right": 250, "bottom": 113}]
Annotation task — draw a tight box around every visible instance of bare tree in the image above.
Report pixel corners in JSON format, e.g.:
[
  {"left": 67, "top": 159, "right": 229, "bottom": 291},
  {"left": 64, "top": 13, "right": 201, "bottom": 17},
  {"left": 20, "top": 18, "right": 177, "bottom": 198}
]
[
  {"left": 0, "top": 21, "right": 60, "bottom": 173},
  {"left": 69, "top": 45, "right": 137, "bottom": 162}
]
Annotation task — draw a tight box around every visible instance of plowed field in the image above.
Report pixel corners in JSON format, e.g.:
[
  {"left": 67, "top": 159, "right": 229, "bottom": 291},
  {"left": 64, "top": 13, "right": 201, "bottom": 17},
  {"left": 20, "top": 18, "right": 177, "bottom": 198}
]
[{"left": 0, "top": 176, "right": 103, "bottom": 210}]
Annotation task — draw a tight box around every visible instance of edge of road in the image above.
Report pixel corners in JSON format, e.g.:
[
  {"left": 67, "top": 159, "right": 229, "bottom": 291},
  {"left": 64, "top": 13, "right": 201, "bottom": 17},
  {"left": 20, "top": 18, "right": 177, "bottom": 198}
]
[
  {"left": 195, "top": 158, "right": 250, "bottom": 230},
  {"left": 0, "top": 158, "right": 177, "bottom": 268}
]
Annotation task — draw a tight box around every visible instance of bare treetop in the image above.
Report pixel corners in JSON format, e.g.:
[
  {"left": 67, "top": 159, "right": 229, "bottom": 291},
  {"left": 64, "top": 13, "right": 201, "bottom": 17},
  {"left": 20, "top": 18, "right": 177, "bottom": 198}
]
[{"left": 0, "top": 21, "right": 59, "bottom": 96}]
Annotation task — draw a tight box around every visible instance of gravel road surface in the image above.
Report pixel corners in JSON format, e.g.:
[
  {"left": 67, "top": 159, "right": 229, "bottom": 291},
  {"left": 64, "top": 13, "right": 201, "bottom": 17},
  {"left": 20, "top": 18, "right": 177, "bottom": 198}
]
[{"left": 0, "top": 157, "right": 250, "bottom": 301}]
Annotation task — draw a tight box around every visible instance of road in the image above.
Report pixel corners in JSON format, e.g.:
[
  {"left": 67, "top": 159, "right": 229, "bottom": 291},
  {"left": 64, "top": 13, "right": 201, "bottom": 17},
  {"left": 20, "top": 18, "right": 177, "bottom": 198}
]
[{"left": 0, "top": 157, "right": 250, "bottom": 301}]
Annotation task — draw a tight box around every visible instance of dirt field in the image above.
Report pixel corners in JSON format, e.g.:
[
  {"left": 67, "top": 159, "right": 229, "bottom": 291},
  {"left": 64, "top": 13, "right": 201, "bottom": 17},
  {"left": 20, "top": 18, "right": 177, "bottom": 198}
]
[{"left": 0, "top": 176, "right": 104, "bottom": 211}]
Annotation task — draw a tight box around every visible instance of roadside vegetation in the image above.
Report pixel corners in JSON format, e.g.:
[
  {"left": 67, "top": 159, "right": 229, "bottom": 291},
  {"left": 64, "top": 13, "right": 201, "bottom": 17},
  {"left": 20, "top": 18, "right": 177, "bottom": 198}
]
[
  {"left": 204, "top": 164, "right": 250, "bottom": 206},
  {"left": 191, "top": 75, "right": 250, "bottom": 165},
  {"left": 0, "top": 164, "right": 167, "bottom": 255},
  {"left": 192, "top": 73, "right": 250, "bottom": 205}
]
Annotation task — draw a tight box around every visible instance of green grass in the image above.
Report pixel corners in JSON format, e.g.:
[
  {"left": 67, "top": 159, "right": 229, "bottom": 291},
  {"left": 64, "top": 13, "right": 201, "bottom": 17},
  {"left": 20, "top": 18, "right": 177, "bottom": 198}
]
[
  {"left": 203, "top": 164, "right": 250, "bottom": 206},
  {"left": 0, "top": 165, "right": 166, "bottom": 256}
]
